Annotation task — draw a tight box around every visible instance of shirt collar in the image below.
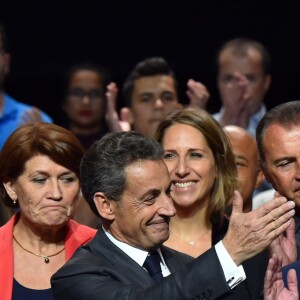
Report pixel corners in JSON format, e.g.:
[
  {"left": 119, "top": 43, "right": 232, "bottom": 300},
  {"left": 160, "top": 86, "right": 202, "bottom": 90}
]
[{"left": 103, "top": 227, "right": 167, "bottom": 267}]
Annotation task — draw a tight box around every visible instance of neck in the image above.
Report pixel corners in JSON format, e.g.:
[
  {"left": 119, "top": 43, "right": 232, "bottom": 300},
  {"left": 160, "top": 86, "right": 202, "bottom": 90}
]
[
  {"left": 170, "top": 206, "right": 210, "bottom": 235},
  {"left": 13, "top": 216, "right": 66, "bottom": 248}
]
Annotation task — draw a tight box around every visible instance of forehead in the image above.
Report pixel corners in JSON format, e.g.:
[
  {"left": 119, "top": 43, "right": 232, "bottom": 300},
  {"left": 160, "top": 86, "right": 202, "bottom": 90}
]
[
  {"left": 226, "top": 129, "right": 257, "bottom": 160},
  {"left": 162, "top": 123, "right": 209, "bottom": 148},
  {"left": 124, "top": 160, "right": 170, "bottom": 194},
  {"left": 133, "top": 75, "right": 176, "bottom": 94},
  {"left": 263, "top": 124, "right": 300, "bottom": 158},
  {"left": 69, "top": 70, "right": 103, "bottom": 88},
  {"left": 218, "top": 47, "right": 263, "bottom": 73}
]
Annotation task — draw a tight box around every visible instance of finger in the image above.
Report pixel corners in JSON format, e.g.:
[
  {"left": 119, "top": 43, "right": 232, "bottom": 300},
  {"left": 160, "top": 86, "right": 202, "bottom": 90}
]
[
  {"left": 267, "top": 201, "right": 295, "bottom": 223},
  {"left": 287, "top": 269, "right": 299, "bottom": 296},
  {"left": 230, "top": 190, "right": 244, "bottom": 215},
  {"left": 254, "top": 196, "right": 290, "bottom": 218}
]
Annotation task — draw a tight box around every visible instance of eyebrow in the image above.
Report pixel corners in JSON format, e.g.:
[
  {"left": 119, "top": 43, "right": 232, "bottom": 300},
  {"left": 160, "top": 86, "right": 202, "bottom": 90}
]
[
  {"left": 235, "top": 154, "right": 248, "bottom": 162},
  {"left": 273, "top": 156, "right": 295, "bottom": 164}
]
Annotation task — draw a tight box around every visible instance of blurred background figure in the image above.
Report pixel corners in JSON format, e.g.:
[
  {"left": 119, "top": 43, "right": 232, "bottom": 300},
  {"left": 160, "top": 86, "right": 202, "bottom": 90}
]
[
  {"left": 224, "top": 125, "right": 264, "bottom": 212},
  {"left": 0, "top": 22, "right": 52, "bottom": 150},
  {"left": 214, "top": 37, "right": 271, "bottom": 137},
  {"left": 156, "top": 108, "right": 268, "bottom": 299},
  {"left": 105, "top": 57, "right": 210, "bottom": 139},
  {"left": 61, "top": 63, "right": 109, "bottom": 150},
  {"left": 0, "top": 122, "right": 96, "bottom": 299},
  {"left": 214, "top": 37, "right": 273, "bottom": 196}
]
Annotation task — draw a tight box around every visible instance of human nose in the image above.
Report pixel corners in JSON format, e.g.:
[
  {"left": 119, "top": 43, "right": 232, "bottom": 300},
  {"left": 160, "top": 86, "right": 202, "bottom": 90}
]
[
  {"left": 158, "top": 195, "right": 176, "bottom": 217},
  {"left": 81, "top": 92, "right": 92, "bottom": 104},
  {"left": 48, "top": 180, "right": 63, "bottom": 200},
  {"left": 175, "top": 157, "right": 189, "bottom": 177},
  {"left": 153, "top": 98, "right": 164, "bottom": 109}
]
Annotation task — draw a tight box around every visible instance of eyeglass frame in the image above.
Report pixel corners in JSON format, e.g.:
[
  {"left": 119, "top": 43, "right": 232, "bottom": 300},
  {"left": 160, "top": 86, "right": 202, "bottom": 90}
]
[{"left": 66, "top": 88, "right": 104, "bottom": 103}]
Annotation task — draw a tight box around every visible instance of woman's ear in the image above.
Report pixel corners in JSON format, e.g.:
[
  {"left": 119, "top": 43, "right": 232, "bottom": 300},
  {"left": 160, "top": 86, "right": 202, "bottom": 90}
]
[
  {"left": 93, "top": 192, "right": 116, "bottom": 220},
  {"left": 2, "top": 177, "right": 17, "bottom": 202}
]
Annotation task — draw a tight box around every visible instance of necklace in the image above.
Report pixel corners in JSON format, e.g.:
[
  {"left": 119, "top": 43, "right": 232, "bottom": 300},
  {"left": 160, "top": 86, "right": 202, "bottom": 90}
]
[
  {"left": 170, "top": 229, "right": 210, "bottom": 246},
  {"left": 13, "top": 235, "right": 65, "bottom": 264}
]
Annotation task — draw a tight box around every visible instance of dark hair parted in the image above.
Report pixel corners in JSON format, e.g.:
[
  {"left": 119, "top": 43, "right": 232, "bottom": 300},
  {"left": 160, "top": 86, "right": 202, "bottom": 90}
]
[
  {"left": 155, "top": 108, "right": 237, "bottom": 225},
  {"left": 80, "top": 131, "right": 164, "bottom": 217},
  {"left": 256, "top": 100, "right": 300, "bottom": 164},
  {"left": 0, "top": 122, "right": 85, "bottom": 208},
  {"left": 122, "top": 57, "right": 178, "bottom": 107},
  {"left": 217, "top": 37, "right": 271, "bottom": 74}
]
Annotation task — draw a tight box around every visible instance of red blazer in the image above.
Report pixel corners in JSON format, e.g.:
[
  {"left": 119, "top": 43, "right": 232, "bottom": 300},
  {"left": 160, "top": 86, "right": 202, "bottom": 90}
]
[{"left": 0, "top": 213, "right": 96, "bottom": 300}]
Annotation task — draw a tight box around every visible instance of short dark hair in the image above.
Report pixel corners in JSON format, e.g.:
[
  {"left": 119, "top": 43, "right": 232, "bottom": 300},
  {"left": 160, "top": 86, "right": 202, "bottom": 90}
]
[
  {"left": 256, "top": 100, "right": 300, "bottom": 164},
  {"left": 217, "top": 37, "right": 271, "bottom": 74},
  {"left": 64, "top": 62, "right": 107, "bottom": 98},
  {"left": 122, "top": 57, "right": 178, "bottom": 106},
  {"left": 0, "top": 122, "right": 84, "bottom": 208},
  {"left": 80, "top": 131, "right": 164, "bottom": 217},
  {"left": 0, "top": 22, "right": 8, "bottom": 52}
]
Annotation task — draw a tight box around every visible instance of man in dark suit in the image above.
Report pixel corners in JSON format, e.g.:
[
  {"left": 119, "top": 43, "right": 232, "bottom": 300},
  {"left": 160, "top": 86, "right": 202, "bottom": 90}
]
[
  {"left": 256, "top": 100, "right": 300, "bottom": 297},
  {"left": 51, "top": 131, "right": 295, "bottom": 300}
]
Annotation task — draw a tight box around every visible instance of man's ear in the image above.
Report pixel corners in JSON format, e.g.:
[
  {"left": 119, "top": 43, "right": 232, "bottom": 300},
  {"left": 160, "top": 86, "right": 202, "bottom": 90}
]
[
  {"left": 263, "top": 74, "right": 272, "bottom": 94},
  {"left": 259, "top": 160, "right": 271, "bottom": 183},
  {"left": 255, "top": 168, "right": 265, "bottom": 189},
  {"left": 93, "top": 192, "right": 116, "bottom": 220}
]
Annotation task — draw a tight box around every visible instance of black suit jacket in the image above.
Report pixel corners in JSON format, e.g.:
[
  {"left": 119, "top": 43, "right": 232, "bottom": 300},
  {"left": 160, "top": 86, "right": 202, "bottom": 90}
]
[
  {"left": 51, "top": 228, "right": 233, "bottom": 300},
  {"left": 212, "top": 219, "right": 269, "bottom": 300}
]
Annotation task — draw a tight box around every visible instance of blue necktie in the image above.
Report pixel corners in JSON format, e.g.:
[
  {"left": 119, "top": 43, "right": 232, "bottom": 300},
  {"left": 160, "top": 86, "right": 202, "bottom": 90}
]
[{"left": 143, "top": 251, "right": 163, "bottom": 283}]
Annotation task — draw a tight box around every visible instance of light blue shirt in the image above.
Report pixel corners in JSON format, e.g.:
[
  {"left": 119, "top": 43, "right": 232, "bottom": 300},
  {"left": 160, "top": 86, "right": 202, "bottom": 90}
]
[
  {"left": 213, "top": 105, "right": 266, "bottom": 137},
  {"left": 0, "top": 94, "right": 53, "bottom": 149}
]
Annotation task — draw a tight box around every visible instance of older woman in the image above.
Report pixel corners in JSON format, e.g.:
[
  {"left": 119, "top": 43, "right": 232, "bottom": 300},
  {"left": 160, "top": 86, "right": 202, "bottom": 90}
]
[
  {"left": 0, "top": 122, "right": 96, "bottom": 300},
  {"left": 156, "top": 108, "right": 268, "bottom": 299}
]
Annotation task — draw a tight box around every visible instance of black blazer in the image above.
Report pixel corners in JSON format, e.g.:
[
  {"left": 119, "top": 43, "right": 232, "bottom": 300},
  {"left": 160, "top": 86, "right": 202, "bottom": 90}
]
[
  {"left": 51, "top": 228, "right": 234, "bottom": 300},
  {"left": 212, "top": 219, "right": 269, "bottom": 300}
]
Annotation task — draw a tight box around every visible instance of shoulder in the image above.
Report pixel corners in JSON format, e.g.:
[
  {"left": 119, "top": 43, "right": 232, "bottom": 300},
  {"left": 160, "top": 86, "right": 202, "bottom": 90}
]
[{"left": 66, "top": 219, "right": 97, "bottom": 241}]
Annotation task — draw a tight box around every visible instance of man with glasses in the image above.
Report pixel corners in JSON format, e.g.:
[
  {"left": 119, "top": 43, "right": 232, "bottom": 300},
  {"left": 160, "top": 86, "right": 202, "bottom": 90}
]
[{"left": 0, "top": 22, "right": 52, "bottom": 150}]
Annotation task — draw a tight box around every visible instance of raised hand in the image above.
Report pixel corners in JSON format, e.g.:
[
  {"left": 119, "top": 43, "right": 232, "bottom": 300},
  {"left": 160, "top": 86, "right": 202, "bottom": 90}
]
[
  {"left": 264, "top": 255, "right": 298, "bottom": 300},
  {"left": 186, "top": 79, "right": 210, "bottom": 110},
  {"left": 20, "top": 107, "right": 43, "bottom": 125},
  {"left": 218, "top": 72, "right": 251, "bottom": 128},
  {"left": 105, "top": 82, "right": 131, "bottom": 132},
  {"left": 223, "top": 191, "right": 295, "bottom": 266}
]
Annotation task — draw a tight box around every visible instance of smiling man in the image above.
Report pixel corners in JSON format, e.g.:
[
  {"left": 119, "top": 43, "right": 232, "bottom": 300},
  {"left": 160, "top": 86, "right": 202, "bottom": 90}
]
[{"left": 51, "top": 131, "right": 295, "bottom": 300}]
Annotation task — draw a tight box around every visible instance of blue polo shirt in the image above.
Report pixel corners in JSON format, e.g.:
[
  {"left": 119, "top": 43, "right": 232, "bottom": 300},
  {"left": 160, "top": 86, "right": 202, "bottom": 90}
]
[{"left": 0, "top": 94, "right": 53, "bottom": 149}]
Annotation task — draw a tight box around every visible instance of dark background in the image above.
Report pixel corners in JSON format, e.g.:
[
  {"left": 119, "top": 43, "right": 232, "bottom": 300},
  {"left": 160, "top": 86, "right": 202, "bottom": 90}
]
[{"left": 1, "top": 1, "right": 300, "bottom": 123}]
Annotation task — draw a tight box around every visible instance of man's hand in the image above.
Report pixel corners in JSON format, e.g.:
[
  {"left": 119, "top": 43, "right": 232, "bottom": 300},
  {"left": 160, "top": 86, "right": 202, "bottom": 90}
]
[
  {"left": 186, "top": 79, "right": 210, "bottom": 110},
  {"left": 269, "top": 217, "right": 297, "bottom": 267},
  {"left": 105, "top": 82, "right": 131, "bottom": 132},
  {"left": 219, "top": 72, "right": 251, "bottom": 128},
  {"left": 20, "top": 107, "right": 43, "bottom": 125},
  {"left": 264, "top": 255, "right": 298, "bottom": 300},
  {"left": 223, "top": 191, "right": 295, "bottom": 266}
]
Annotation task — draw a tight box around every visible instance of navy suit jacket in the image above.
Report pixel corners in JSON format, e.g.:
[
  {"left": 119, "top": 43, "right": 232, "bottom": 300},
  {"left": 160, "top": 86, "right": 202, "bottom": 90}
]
[{"left": 51, "top": 228, "right": 233, "bottom": 300}]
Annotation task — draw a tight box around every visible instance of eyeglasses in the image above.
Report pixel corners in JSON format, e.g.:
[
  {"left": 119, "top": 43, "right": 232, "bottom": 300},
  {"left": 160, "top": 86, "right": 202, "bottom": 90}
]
[{"left": 67, "top": 88, "right": 104, "bottom": 102}]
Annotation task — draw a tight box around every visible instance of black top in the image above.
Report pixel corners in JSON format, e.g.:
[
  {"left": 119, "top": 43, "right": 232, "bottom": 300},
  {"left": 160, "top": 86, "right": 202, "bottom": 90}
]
[{"left": 12, "top": 278, "right": 54, "bottom": 300}]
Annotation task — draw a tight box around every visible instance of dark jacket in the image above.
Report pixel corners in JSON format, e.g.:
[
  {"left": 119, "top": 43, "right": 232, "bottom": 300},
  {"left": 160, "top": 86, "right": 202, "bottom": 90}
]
[{"left": 51, "top": 228, "right": 234, "bottom": 300}]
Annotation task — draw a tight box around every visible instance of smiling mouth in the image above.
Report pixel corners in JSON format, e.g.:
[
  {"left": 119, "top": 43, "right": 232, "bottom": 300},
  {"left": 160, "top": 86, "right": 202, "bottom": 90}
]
[{"left": 173, "top": 181, "right": 196, "bottom": 188}]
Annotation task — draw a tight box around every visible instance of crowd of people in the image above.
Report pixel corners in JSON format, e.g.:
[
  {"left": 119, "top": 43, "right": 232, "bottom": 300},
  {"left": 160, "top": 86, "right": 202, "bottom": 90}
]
[{"left": 1, "top": 20, "right": 300, "bottom": 299}]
